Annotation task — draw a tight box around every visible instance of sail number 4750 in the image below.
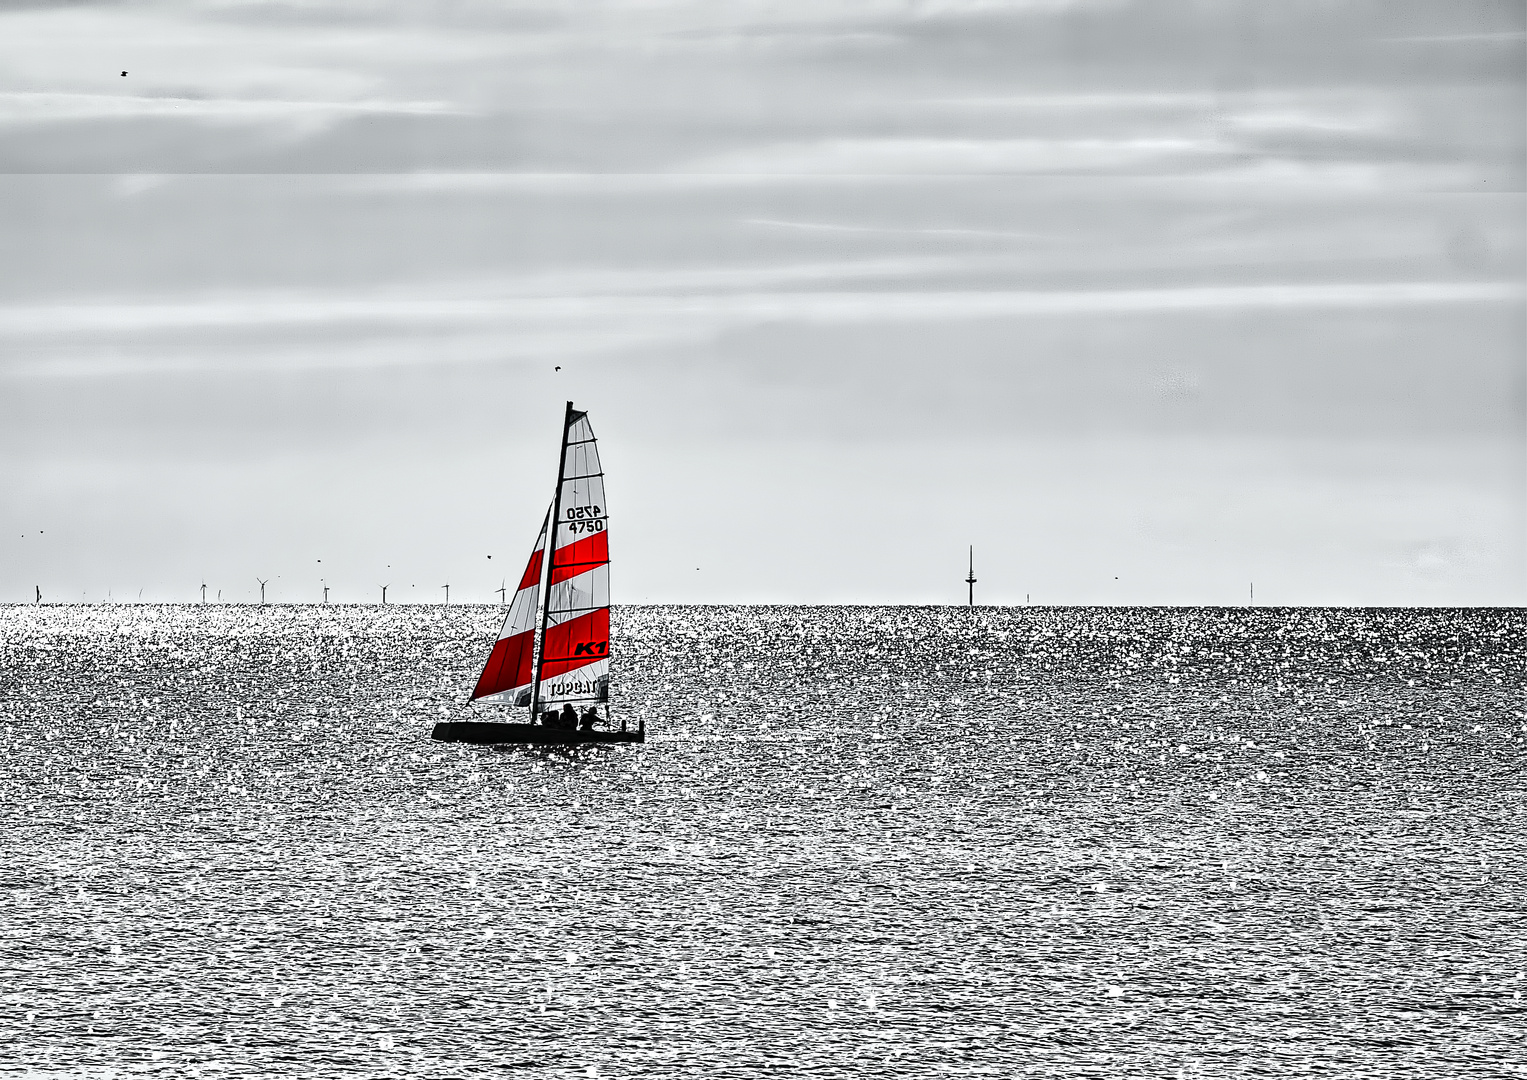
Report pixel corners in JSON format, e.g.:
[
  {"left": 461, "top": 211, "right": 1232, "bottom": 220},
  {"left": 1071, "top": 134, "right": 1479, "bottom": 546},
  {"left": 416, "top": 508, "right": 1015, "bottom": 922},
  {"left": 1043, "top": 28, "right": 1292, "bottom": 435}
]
[{"left": 566, "top": 505, "right": 605, "bottom": 535}]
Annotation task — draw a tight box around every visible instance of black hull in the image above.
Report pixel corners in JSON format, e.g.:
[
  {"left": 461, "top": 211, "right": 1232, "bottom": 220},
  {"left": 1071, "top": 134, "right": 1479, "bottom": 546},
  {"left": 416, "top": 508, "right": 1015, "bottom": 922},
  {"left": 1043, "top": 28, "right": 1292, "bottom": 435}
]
[{"left": 431, "top": 721, "right": 644, "bottom": 745}]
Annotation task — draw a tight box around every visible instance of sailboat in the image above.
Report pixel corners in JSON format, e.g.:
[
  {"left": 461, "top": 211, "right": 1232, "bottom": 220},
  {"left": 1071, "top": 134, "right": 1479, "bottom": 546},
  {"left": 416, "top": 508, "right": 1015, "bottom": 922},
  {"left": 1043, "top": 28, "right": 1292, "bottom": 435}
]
[{"left": 431, "top": 402, "right": 643, "bottom": 745}]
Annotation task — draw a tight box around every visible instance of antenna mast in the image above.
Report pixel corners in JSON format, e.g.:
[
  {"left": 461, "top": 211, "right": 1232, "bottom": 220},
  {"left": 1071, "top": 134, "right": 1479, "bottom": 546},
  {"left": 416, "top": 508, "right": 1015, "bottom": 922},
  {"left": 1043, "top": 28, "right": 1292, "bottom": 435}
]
[{"left": 965, "top": 546, "right": 977, "bottom": 607}]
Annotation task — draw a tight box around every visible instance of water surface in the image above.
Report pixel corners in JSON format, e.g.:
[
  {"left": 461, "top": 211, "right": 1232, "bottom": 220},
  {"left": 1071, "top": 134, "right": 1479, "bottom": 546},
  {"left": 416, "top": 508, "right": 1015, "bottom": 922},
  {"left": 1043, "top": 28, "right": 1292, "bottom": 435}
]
[{"left": 2, "top": 605, "right": 1523, "bottom": 1077}]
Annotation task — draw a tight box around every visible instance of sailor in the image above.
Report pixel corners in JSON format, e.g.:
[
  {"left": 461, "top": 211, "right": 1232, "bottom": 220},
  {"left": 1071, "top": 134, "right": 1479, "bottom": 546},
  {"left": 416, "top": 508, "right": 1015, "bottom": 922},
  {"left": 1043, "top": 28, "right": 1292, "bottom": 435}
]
[
  {"left": 560, "top": 702, "right": 579, "bottom": 731},
  {"left": 580, "top": 706, "right": 599, "bottom": 731}
]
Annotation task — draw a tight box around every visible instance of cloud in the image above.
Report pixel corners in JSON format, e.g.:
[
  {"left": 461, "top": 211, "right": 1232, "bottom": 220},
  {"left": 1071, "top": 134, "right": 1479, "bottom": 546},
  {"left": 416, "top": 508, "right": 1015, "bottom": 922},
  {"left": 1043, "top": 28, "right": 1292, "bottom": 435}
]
[
  {"left": 3, "top": 280, "right": 1518, "bottom": 380},
  {"left": 341, "top": 172, "right": 958, "bottom": 194},
  {"left": 0, "top": 325, "right": 697, "bottom": 380},
  {"left": 0, "top": 91, "right": 464, "bottom": 125},
  {"left": 682, "top": 136, "right": 1226, "bottom": 175},
  {"left": 0, "top": 281, "right": 1507, "bottom": 334},
  {"left": 2, "top": 1, "right": 1517, "bottom": 182},
  {"left": 927, "top": 91, "right": 1213, "bottom": 111},
  {"left": 1181, "top": 160, "right": 1491, "bottom": 194},
  {"left": 1382, "top": 31, "right": 1525, "bottom": 44},
  {"left": 741, "top": 217, "right": 1055, "bottom": 241}
]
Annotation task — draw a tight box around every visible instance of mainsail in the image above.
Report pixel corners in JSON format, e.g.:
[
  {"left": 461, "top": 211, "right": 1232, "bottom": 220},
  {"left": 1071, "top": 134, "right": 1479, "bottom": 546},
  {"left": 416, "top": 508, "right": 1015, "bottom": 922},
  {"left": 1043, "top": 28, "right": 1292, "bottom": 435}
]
[
  {"left": 469, "top": 403, "right": 610, "bottom": 715},
  {"left": 535, "top": 407, "right": 610, "bottom": 708},
  {"left": 470, "top": 509, "right": 549, "bottom": 704},
  {"left": 440, "top": 402, "right": 635, "bottom": 744}
]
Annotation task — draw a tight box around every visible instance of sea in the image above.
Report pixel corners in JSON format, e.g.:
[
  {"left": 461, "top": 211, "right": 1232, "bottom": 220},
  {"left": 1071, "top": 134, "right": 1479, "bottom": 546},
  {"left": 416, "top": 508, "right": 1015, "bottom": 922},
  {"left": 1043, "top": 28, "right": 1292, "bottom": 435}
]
[{"left": 1, "top": 604, "right": 1523, "bottom": 1079}]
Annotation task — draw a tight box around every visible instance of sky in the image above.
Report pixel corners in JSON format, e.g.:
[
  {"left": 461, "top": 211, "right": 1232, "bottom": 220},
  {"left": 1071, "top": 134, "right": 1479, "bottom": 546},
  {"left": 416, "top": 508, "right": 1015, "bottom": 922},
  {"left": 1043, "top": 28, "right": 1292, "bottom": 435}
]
[{"left": 1, "top": 0, "right": 1523, "bottom": 606}]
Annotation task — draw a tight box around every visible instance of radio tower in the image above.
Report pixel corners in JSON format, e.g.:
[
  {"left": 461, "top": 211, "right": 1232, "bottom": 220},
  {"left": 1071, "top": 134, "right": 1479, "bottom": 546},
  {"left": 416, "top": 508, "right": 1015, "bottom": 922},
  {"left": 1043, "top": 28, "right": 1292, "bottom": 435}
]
[{"left": 965, "top": 546, "right": 977, "bottom": 606}]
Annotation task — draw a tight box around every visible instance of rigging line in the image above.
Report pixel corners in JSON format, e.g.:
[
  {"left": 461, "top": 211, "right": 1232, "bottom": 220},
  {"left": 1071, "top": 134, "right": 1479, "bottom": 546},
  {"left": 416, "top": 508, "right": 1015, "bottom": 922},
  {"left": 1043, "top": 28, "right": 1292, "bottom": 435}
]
[{"left": 532, "top": 403, "right": 575, "bottom": 718}]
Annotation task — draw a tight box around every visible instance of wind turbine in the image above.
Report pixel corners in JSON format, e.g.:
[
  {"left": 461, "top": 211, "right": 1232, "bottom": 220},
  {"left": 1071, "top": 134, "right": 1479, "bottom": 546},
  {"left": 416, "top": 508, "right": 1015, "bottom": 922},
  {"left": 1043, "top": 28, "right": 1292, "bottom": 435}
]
[
  {"left": 256, "top": 578, "right": 268, "bottom": 605},
  {"left": 442, "top": 582, "right": 450, "bottom": 606},
  {"left": 495, "top": 579, "right": 507, "bottom": 605},
  {"left": 379, "top": 584, "right": 389, "bottom": 605},
  {"left": 965, "top": 546, "right": 977, "bottom": 607},
  {"left": 322, "top": 579, "right": 329, "bottom": 604},
  {"left": 200, "top": 582, "right": 207, "bottom": 604}
]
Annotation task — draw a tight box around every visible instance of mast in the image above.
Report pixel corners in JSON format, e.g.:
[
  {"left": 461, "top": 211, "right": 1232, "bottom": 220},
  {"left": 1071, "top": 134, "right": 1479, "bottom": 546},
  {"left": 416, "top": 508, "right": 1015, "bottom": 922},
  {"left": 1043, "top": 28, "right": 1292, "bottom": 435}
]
[
  {"left": 965, "top": 546, "right": 976, "bottom": 606},
  {"left": 529, "top": 401, "right": 576, "bottom": 720}
]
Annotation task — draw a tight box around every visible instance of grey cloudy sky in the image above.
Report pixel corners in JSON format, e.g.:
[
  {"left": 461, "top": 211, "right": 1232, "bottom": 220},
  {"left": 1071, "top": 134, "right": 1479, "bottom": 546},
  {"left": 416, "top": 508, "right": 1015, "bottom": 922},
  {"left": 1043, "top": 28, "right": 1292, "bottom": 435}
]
[{"left": 2, "top": 0, "right": 1522, "bottom": 605}]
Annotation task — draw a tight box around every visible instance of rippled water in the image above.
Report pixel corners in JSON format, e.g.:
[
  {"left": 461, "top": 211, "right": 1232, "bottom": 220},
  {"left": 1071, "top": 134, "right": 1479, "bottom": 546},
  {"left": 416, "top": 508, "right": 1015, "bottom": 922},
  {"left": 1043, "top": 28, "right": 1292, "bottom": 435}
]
[{"left": 2, "top": 604, "right": 1524, "bottom": 1078}]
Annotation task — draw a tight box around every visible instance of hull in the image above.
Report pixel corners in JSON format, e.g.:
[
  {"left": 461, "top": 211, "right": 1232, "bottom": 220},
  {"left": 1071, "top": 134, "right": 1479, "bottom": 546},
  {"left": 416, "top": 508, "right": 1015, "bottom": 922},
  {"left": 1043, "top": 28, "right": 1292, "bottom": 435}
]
[{"left": 431, "top": 721, "right": 644, "bottom": 745}]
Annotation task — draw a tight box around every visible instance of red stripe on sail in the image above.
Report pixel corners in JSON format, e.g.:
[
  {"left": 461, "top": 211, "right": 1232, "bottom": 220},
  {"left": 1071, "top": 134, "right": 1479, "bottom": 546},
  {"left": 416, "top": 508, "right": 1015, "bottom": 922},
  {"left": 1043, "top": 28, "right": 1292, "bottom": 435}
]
[
  {"left": 517, "top": 546, "right": 545, "bottom": 591},
  {"left": 549, "top": 531, "right": 608, "bottom": 585},
  {"left": 538, "top": 608, "right": 610, "bottom": 680},
  {"left": 471, "top": 628, "right": 536, "bottom": 700}
]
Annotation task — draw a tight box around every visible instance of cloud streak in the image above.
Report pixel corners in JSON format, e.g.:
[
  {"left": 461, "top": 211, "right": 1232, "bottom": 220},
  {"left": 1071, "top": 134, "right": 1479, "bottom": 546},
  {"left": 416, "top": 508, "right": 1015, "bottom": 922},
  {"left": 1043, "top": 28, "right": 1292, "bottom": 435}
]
[
  {"left": 683, "top": 136, "right": 1226, "bottom": 175},
  {"left": 0, "top": 92, "right": 464, "bottom": 125},
  {"left": 0, "top": 91, "right": 461, "bottom": 123},
  {"left": 3, "top": 280, "right": 1517, "bottom": 351}
]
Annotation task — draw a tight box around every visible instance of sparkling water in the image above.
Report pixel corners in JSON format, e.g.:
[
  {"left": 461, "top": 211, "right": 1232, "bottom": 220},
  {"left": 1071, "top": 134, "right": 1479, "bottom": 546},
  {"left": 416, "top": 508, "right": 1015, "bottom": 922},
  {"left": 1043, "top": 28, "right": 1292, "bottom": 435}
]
[{"left": 2, "top": 604, "right": 1523, "bottom": 1077}]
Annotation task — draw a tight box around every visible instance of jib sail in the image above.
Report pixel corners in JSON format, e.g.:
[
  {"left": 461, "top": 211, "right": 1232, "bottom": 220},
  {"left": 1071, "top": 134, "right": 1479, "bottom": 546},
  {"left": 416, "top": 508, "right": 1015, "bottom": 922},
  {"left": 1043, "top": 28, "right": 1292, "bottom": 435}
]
[{"left": 470, "top": 508, "right": 550, "bottom": 705}]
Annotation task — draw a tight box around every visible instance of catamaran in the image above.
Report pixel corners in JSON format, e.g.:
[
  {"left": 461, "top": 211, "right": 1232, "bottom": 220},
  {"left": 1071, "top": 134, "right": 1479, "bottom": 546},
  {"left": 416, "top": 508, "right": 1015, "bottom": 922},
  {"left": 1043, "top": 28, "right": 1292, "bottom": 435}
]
[{"left": 431, "top": 402, "right": 642, "bottom": 745}]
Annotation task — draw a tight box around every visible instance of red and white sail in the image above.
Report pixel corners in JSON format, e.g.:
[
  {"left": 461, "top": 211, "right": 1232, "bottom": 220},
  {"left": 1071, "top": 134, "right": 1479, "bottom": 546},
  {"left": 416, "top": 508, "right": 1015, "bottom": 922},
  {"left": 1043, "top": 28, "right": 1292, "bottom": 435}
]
[
  {"left": 470, "top": 508, "right": 549, "bottom": 705},
  {"left": 537, "top": 408, "right": 610, "bottom": 706}
]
